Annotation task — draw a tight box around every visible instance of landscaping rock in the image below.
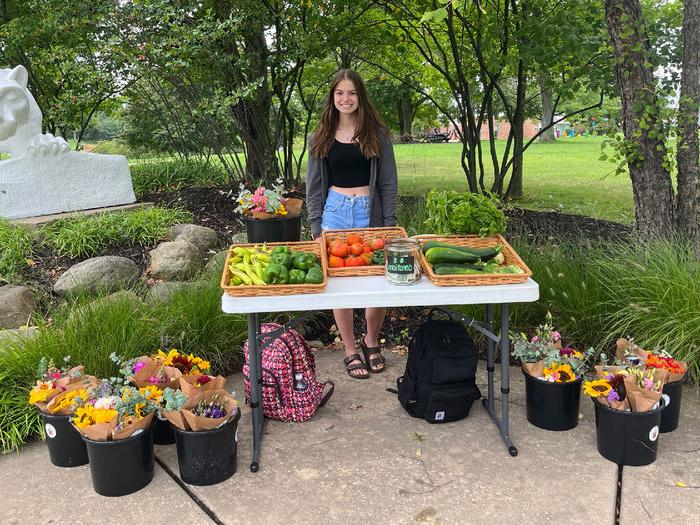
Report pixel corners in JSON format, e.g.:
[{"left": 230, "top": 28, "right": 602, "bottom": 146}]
[
  {"left": 146, "top": 281, "right": 201, "bottom": 303},
  {"left": 231, "top": 232, "right": 248, "bottom": 244},
  {"left": 204, "top": 250, "right": 228, "bottom": 275},
  {"left": 0, "top": 326, "right": 38, "bottom": 348},
  {"left": 171, "top": 223, "right": 221, "bottom": 255},
  {"left": 53, "top": 256, "right": 140, "bottom": 295},
  {"left": 0, "top": 285, "right": 38, "bottom": 329},
  {"left": 148, "top": 240, "right": 203, "bottom": 280}
]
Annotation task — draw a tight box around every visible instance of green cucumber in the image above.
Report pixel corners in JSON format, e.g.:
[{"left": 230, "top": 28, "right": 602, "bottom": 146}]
[
  {"left": 421, "top": 240, "right": 502, "bottom": 262},
  {"left": 433, "top": 265, "right": 485, "bottom": 275},
  {"left": 432, "top": 262, "right": 486, "bottom": 272},
  {"left": 425, "top": 247, "right": 479, "bottom": 264}
]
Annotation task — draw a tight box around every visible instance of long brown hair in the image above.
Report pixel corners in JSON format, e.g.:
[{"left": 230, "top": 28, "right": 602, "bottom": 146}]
[{"left": 310, "top": 69, "right": 386, "bottom": 159}]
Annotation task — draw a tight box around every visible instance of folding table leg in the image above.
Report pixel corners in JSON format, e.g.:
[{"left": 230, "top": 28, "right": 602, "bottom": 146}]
[
  {"left": 247, "top": 312, "right": 264, "bottom": 472},
  {"left": 500, "top": 304, "right": 517, "bottom": 457}
]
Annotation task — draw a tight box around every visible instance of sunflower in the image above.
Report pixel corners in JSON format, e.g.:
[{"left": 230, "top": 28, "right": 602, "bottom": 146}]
[
  {"left": 28, "top": 381, "right": 57, "bottom": 404},
  {"left": 72, "top": 405, "right": 117, "bottom": 428},
  {"left": 139, "top": 385, "right": 163, "bottom": 403},
  {"left": 543, "top": 363, "right": 577, "bottom": 382},
  {"left": 583, "top": 379, "right": 612, "bottom": 398}
]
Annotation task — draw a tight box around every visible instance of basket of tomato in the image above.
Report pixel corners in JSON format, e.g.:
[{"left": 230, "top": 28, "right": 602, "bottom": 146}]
[{"left": 321, "top": 226, "right": 408, "bottom": 277}]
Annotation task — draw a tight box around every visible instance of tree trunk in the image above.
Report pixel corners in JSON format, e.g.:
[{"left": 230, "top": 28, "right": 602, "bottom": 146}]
[
  {"left": 397, "top": 93, "right": 414, "bottom": 138},
  {"left": 538, "top": 72, "right": 555, "bottom": 143},
  {"left": 506, "top": 60, "right": 527, "bottom": 199},
  {"left": 676, "top": 0, "right": 700, "bottom": 248},
  {"left": 604, "top": 0, "right": 675, "bottom": 237}
]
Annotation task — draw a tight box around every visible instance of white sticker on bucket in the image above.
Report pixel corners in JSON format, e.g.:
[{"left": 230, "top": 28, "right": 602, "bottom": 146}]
[
  {"left": 235, "top": 427, "right": 239, "bottom": 443},
  {"left": 649, "top": 426, "right": 659, "bottom": 442},
  {"left": 662, "top": 393, "right": 671, "bottom": 407},
  {"left": 131, "top": 428, "right": 144, "bottom": 437},
  {"left": 45, "top": 423, "right": 56, "bottom": 439}
]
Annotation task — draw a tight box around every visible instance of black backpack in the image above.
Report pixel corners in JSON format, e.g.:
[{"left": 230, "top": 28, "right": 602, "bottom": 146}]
[{"left": 396, "top": 319, "right": 482, "bottom": 423}]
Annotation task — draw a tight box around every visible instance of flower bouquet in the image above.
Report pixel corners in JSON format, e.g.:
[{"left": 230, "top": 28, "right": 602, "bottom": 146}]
[
  {"left": 28, "top": 356, "right": 98, "bottom": 414},
  {"left": 161, "top": 388, "right": 241, "bottom": 485},
  {"left": 178, "top": 373, "right": 227, "bottom": 398},
  {"left": 510, "top": 311, "right": 562, "bottom": 377},
  {"left": 232, "top": 178, "right": 303, "bottom": 220},
  {"left": 584, "top": 372, "right": 630, "bottom": 411}
]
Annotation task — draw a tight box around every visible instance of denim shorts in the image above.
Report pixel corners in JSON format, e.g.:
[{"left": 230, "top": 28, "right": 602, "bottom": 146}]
[{"left": 321, "top": 189, "right": 370, "bottom": 231}]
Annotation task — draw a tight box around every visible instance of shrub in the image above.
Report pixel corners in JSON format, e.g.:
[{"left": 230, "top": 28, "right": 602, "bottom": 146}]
[
  {"left": 425, "top": 190, "right": 506, "bottom": 236},
  {"left": 0, "top": 219, "right": 33, "bottom": 283},
  {"left": 41, "top": 206, "right": 193, "bottom": 258},
  {"left": 129, "top": 157, "right": 230, "bottom": 198}
]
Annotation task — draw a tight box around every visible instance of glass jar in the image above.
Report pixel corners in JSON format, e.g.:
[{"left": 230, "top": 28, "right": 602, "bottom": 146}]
[{"left": 385, "top": 238, "right": 421, "bottom": 285}]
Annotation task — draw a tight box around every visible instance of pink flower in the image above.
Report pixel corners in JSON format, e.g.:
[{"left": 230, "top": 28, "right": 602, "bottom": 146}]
[
  {"left": 551, "top": 331, "right": 561, "bottom": 342},
  {"left": 530, "top": 336, "right": 539, "bottom": 343},
  {"left": 559, "top": 347, "right": 575, "bottom": 356},
  {"left": 643, "top": 378, "right": 654, "bottom": 390},
  {"left": 132, "top": 361, "right": 146, "bottom": 374}
]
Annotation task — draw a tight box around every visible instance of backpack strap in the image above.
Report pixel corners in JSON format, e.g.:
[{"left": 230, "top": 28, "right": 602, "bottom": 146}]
[{"left": 318, "top": 381, "right": 335, "bottom": 407}]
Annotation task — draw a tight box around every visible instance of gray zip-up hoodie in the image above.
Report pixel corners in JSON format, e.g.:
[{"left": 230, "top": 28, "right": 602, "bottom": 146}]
[{"left": 306, "top": 132, "right": 398, "bottom": 238}]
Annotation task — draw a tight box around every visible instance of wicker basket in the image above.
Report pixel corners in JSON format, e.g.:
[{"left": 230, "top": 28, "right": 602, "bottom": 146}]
[
  {"left": 417, "top": 234, "right": 532, "bottom": 286},
  {"left": 321, "top": 226, "right": 407, "bottom": 277},
  {"left": 220, "top": 241, "right": 327, "bottom": 296}
]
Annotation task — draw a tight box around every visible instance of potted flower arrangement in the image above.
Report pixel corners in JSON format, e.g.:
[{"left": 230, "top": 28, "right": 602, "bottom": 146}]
[
  {"left": 231, "top": 178, "right": 304, "bottom": 243},
  {"left": 72, "top": 381, "right": 161, "bottom": 496},
  {"left": 28, "top": 356, "right": 98, "bottom": 467},
  {"left": 584, "top": 366, "right": 667, "bottom": 466},
  {"left": 162, "top": 388, "right": 241, "bottom": 486},
  {"left": 511, "top": 313, "right": 590, "bottom": 431}
]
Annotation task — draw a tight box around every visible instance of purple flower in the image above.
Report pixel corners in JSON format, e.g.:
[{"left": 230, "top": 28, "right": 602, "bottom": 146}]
[
  {"left": 607, "top": 390, "right": 620, "bottom": 402},
  {"left": 559, "top": 347, "right": 575, "bottom": 356},
  {"left": 205, "top": 406, "right": 226, "bottom": 418},
  {"left": 132, "top": 361, "right": 146, "bottom": 374},
  {"left": 643, "top": 378, "right": 654, "bottom": 390}
]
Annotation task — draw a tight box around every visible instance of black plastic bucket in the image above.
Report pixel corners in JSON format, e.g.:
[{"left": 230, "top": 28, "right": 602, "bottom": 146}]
[
  {"left": 40, "top": 413, "right": 89, "bottom": 468},
  {"left": 172, "top": 410, "right": 241, "bottom": 486},
  {"left": 523, "top": 371, "right": 582, "bottom": 431},
  {"left": 153, "top": 415, "right": 175, "bottom": 445},
  {"left": 83, "top": 425, "right": 155, "bottom": 496},
  {"left": 660, "top": 379, "right": 683, "bottom": 433},
  {"left": 593, "top": 397, "right": 665, "bottom": 466},
  {"left": 245, "top": 215, "right": 302, "bottom": 243}
]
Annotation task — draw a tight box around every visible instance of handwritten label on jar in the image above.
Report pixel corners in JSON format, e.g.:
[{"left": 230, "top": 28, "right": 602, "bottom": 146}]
[{"left": 387, "top": 255, "right": 414, "bottom": 274}]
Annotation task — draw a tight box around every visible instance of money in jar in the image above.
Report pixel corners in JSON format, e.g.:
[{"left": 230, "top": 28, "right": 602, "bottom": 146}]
[{"left": 385, "top": 238, "right": 421, "bottom": 285}]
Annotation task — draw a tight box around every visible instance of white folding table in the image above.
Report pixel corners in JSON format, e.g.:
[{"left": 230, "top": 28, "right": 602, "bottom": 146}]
[{"left": 221, "top": 275, "right": 539, "bottom": 472}]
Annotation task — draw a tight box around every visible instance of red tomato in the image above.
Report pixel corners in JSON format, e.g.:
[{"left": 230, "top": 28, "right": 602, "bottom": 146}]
[
  {"left": 363, "top": 245, "right": 373, "bottom": 254},
  {"left": 371, "top": 238, "right": 385, "bottom": 250},
  {"left": 347, "top": 234, "right": 363, "bottom": 245},
  {"left": 328, "top": 255, "right": 345, "bottom": 268},
  {"left": 350, "top": 242, "right": 364, "bottom": 256},
  {"left": 345, "top": 255, "right": 366, "bottom": 267},
  {"left": 329, "top": 240, "right": 348, "bottom": 258}
]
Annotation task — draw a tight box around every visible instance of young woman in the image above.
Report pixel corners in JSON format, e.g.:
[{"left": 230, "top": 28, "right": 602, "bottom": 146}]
[{"left": 306, "top": 69, "right": 398, "bottom": 380}]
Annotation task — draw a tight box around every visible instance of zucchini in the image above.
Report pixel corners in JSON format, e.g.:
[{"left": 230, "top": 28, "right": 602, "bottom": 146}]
[
  {"left": 433, "top": 265, "right": 485, "bottom": 275},
  {"left": 425, "top": 247, "right": 479, "bottom": 264},
  {"left": 421, "top": 240, "right": 503, "bottom": 262},
  {"left": 432, "top": 262, "right": 486, "bottom": 272}
]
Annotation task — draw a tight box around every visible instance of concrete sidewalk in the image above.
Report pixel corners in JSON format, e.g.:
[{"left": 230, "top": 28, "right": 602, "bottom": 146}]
[{"left": 2, "top": 347, "right": 698, "bottom": 525}]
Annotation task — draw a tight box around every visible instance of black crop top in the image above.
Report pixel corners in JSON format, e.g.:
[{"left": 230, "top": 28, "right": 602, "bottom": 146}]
[{"left": 327, "top": 139, "right": 371, "bottom": 188}]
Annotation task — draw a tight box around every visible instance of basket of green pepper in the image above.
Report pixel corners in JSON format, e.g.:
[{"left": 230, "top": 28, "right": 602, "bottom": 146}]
[{"left": 220, "top": 241, "right": 327, "bottom": 296}]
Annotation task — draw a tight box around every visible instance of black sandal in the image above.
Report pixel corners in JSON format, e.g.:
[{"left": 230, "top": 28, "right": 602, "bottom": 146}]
[
  {"left": 360, "top": 336, "right": 386, "bottom": 373},
  {"left": 344, "top": 353, "right": 369, "bottom": 379}
]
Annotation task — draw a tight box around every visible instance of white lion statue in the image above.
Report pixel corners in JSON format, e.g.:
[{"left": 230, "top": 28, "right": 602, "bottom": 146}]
[{"left": 0, "top": 65, "right": 69, "bottom": 157}]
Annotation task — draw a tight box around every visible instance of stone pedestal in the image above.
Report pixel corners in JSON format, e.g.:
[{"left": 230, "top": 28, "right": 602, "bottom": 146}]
[{"left": 0, "top": 151, "right": 136, "bottom": 219}]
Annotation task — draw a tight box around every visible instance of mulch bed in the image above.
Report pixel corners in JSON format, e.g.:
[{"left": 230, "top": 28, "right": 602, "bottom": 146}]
[{"left": 18, "top": 186, "right": 632, "bottom": 346}]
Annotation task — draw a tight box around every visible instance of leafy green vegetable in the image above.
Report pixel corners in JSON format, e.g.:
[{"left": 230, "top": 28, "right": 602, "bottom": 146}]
[{"left": 425, "top": 190, "right": 506, "bottom": 236}]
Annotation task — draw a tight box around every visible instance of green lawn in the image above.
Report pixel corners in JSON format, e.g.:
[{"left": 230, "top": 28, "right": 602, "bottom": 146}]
[{"left": 394, "top": 136, "right": 634, "bottom": 224}]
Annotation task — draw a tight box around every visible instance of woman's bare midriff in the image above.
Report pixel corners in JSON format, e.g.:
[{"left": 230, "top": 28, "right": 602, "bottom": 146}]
[{"left": 330, "top": 185, "right": 369, "bottom": 196}]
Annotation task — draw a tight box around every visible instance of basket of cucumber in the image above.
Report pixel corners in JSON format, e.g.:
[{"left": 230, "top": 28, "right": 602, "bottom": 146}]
[{"left": 416, "top": 234, "right": 532, "bottom": 286}]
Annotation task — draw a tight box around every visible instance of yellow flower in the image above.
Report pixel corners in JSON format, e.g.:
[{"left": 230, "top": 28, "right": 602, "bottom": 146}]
[
  {"left": 139, "top": 385, "right": 163, "bottom": 403},
  {"left": 543, "top": 363, "right": 577, "bottom": 382},
  {"left": 28, "top": 381, "right": 57, "bottom": 405},
  {"left": 156, "top": 348, "right": 180, "bottom": 366},
  {"left": 583, "top": 379, "right": 612, "bottom": 398},
  {"left": 134, "top": 403, "right": 146, "bottom": 419},
  {"left": 49, "top": 388, "right": 88, "bottom": 414},
  {"left": 277, "top": 204, "right": 288, "bottom": 216},
  {"left": 73, "top": 405, "right": 117, "bottom": 429}
]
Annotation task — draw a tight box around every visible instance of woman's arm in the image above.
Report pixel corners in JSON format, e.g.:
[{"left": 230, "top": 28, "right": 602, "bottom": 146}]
[
  {"left": 306, "top": 149, "right": 324, "bottom": 239},
  {"left": 377, "top": 132, "right": 398, "bottom": 227}
]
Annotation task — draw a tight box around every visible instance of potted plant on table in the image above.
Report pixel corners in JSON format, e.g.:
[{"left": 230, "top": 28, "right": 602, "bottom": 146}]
[
  {"left": 230, "top": 178, "right": 304, "bottom": 243},
  {"left": 511, "top": 313, "right": 590, "bottom": 431}
]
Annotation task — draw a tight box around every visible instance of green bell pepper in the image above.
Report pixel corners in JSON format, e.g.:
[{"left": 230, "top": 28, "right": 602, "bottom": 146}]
[
  {"left": 271, "top": 246, "right": 291, "bottom": 255},
  {"left": 270, "top": 252, "right": 292, "bottom": 269},
  {"left": 304, "top": 267, "right": 323, "bottom": 284},
  {"left": 292, "top": 252, "right": 318, "bottom": 271},
  {"left": 288, "top": 268, "right": 306, "bottom": 285},
  {"left": 262, "top": 263, "right": 289, "bottom": 284}
]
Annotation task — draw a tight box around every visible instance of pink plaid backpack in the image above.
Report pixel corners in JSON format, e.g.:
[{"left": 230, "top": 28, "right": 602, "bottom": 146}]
[{"left": 243, "top": 323, "right": 334, "bottom": 422}]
